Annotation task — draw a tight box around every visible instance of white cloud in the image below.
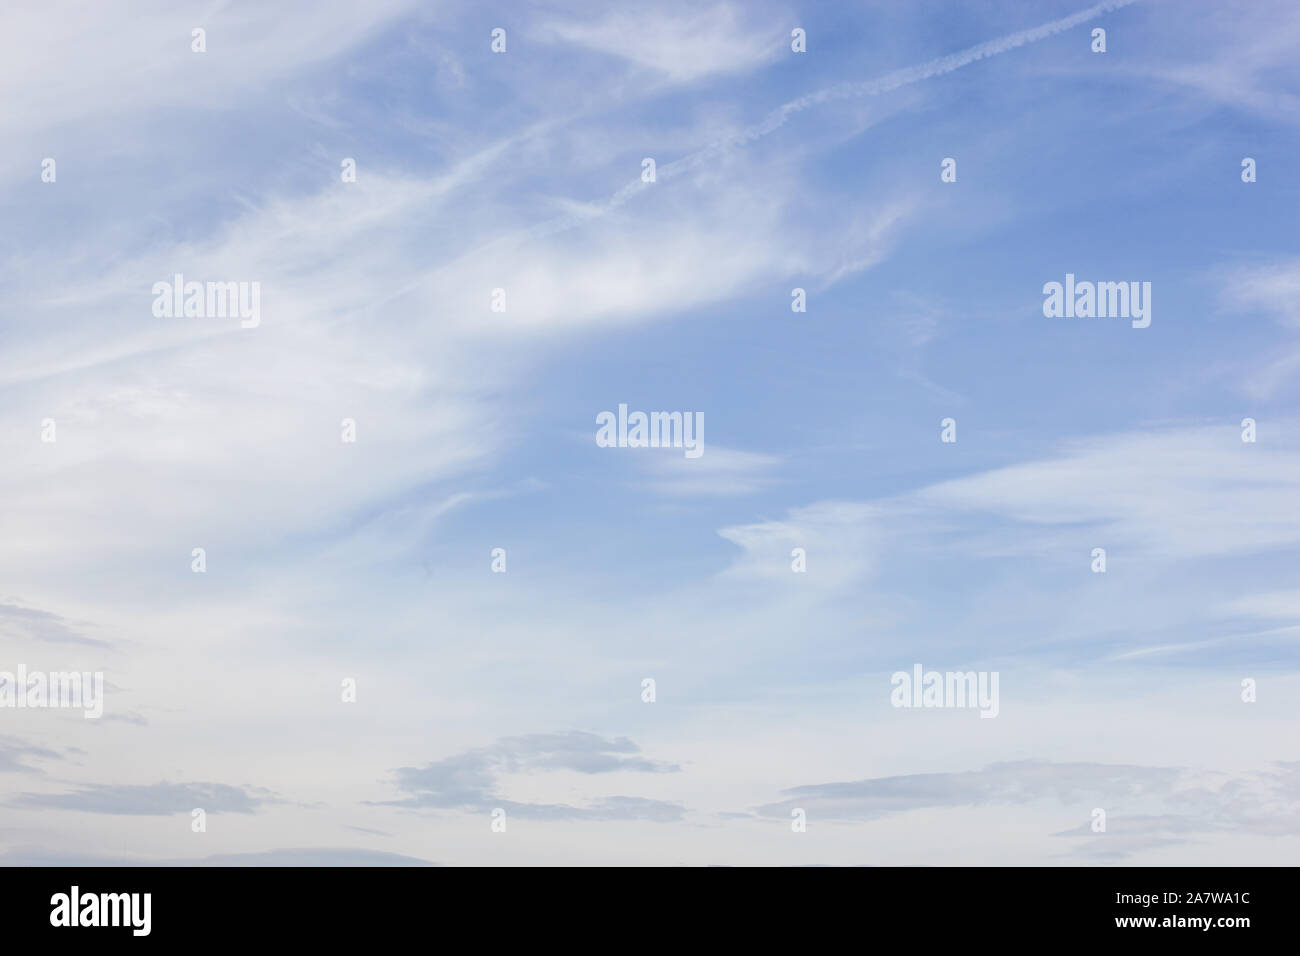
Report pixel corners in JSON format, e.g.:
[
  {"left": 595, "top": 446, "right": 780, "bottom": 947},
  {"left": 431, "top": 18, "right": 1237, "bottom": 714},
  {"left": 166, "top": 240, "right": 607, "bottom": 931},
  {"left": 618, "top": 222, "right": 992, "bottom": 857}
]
[
  {"left": 0, "top": 0, "right": 417, "bottom": 178},
  {"left": 637, "top": 446, "right": 782, "bottom": 497},
  {"left": 1219, "top": 590, "right": 1300, "bottom": 621},
  {"left": 1221, "top": 257, "right": 1300, "bottom": 327},
  {"left": 717, "top": 501, "right": 884, "bottom": 590},
  {"left": 541, "top": 3, "right": 782, "bottom": 84},
  {"left": 910, "top": 425, "right": 1300, "bottom": 559}
]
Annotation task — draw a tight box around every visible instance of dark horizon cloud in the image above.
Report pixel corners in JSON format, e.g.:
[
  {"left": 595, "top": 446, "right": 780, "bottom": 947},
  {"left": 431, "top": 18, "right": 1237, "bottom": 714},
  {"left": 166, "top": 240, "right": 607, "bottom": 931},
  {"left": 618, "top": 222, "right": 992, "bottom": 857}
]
[
  {"left": 755, "top": 759, "right": 1300, "bottom": 859},
  {"left": 0, "top": 602, "right": 111, "bottom": 648},
  {"left": 0, "top": 736, "right": 62, "bottom": 774},
  {"left": 755, "top": 759, "right": 1186, "bottom": 821},
  {"left": 9, "top": 780, "right": 276, "bottom": 815},
  {"left": 0, "top": 847, "right": 432, "bottom": 867},
  {"left": 379, "top": 731, "right": 686, "bottom": 821}
]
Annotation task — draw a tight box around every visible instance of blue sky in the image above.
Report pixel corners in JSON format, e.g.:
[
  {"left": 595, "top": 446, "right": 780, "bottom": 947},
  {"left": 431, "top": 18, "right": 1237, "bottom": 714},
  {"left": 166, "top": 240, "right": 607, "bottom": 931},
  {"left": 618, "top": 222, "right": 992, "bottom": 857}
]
[{"left": 1, "top": 0, "right": 1299, "bottom": 865}]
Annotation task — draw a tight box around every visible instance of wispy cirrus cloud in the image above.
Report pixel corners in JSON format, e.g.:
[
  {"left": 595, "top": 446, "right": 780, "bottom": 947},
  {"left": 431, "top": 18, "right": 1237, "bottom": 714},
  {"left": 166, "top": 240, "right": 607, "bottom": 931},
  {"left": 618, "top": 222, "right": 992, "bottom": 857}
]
[
  {"left": 540, "top": 2, "right": 785, "bottom": 84},
  {"left": 2, "top": 0, "right": 1297, "bottom": 868},
  {"left": 1220, "top": 257, "right": 1300, "bottom": 327}
]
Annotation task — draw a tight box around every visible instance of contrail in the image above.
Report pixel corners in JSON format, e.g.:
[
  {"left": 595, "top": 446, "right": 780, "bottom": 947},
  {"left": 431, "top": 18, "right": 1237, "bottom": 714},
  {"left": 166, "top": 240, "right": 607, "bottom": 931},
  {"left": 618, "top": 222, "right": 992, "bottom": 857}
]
[
  {"left": 374, "top": 0, "right": 1140, "bottom": 310},
  {"left": 524, "top": 0, "right": 1141, "bottom": 239}
]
